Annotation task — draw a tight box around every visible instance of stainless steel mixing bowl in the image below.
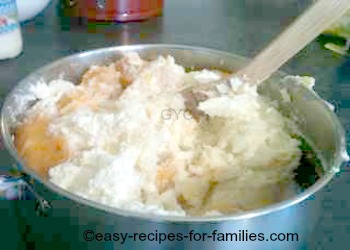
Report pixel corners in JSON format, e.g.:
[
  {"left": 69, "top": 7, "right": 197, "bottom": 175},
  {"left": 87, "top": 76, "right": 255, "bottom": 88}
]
[{"left": 1, "top": 44, "right": 348, "bottom": 249}]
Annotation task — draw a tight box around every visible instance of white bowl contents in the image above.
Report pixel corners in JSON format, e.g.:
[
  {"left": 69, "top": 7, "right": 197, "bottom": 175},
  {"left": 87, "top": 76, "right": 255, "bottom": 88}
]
[{"left": 14, "top": 53, "right": 304, "bottom": 216}]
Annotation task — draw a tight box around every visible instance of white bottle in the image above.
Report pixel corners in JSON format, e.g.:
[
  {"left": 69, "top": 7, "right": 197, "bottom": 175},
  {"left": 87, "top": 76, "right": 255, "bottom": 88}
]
[{"left": 0, "top": 0, "right": 23, "bottom": 60}]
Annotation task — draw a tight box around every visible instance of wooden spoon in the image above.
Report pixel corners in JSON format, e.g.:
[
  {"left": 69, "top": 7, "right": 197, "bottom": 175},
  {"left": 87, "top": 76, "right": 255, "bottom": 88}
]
[
  {"left": 176, "top": 0, "right": 350, "bottom": 94},
  {"left": 236, "top": 0, "right": 350, "bottom": 84}
]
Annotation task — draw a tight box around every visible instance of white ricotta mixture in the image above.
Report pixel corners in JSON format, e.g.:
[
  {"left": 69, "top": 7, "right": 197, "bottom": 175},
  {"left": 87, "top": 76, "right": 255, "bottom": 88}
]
[{"left": 20, "top": 53, "right": 303, "bottom": 216}]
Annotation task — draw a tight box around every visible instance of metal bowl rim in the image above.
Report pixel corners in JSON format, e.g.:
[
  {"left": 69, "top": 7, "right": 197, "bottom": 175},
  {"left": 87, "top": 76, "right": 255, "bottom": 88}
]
[{"left": 1, "top": 44, "right": 347, "bottom": 223}]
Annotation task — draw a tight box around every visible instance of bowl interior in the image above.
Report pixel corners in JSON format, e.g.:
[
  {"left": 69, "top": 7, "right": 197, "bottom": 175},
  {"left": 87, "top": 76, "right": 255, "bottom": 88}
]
[{"left": 1, "top": 44, "right": 347, "bottom": 221}]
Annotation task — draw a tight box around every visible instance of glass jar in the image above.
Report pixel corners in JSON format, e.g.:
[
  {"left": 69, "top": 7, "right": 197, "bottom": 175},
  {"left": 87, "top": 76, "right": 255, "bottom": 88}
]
[
  {"left": 0, "top": 0, "right": 23, "bottom": 60},
  {"left": 63, "top": 0, "right": 164, "bottom": 22}
]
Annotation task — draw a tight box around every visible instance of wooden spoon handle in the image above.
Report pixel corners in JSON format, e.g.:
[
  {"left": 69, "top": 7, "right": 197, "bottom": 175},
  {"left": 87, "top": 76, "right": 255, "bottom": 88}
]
[{"left": 236, "top": 0, "right": 350, "bottom": 84}]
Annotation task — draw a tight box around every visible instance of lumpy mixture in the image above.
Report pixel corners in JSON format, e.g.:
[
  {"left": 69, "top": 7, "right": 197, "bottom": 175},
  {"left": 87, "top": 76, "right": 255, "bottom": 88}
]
[{"left": 14, "top": 53, "right": 302, "bottom": 216}]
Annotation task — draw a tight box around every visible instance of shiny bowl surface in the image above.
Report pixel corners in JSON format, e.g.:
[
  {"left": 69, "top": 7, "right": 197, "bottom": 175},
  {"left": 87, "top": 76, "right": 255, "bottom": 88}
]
[{"left": 1, "top": 44, "right": 348, "bottom": 223}]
